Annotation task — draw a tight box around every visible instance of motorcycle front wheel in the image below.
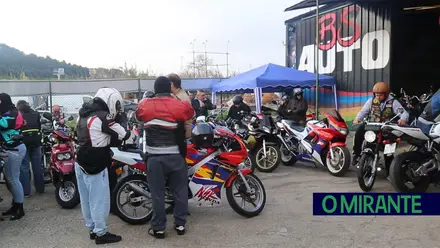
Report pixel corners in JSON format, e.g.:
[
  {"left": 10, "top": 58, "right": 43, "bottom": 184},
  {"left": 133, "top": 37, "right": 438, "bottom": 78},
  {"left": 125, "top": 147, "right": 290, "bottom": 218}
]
[
  {"left": 226, "top": 173, "right": 266, "bottom": 217},
  {"left": 389, "top": 151, "right": 431, "bottom": 193},
  {"left": 326, "top": 146, "right": 351, "bottom": 177},
  {"left": 357, "top": 153, "right": 377, "bottom": 192},
  {"left": 251, "top": 144, "right": 281, "bottom": 173},
  {"left": 55, "top": 178, "right": 80, "bottom": 209}
]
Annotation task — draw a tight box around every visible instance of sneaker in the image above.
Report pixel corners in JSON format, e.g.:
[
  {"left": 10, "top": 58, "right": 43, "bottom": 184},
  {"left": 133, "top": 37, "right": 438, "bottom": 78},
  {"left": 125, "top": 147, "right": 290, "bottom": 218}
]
[
  {"left": 90, "top": 231, "right": 96, "bottom": 240},
  {"left": 95, "top": 232, "right": 122, "bottom": 245},
  {"left": 148, "top": 228, "right": 165, "bottom": 239},
  {"left": 175, "top": 225, "right": 185, "bottom": 236}
]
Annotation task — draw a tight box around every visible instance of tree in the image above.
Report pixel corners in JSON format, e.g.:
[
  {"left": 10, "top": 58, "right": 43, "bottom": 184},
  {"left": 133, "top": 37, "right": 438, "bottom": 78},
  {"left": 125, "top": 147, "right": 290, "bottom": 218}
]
[{"left": 180, "top": 54, "right": 226, "bottom": 78}]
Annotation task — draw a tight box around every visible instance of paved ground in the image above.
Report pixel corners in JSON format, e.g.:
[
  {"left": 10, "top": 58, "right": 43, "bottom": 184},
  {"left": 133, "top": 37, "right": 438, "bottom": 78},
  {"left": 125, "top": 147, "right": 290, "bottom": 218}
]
[{"left": 1, "top": 160, "right": 440, "bottom": 248}]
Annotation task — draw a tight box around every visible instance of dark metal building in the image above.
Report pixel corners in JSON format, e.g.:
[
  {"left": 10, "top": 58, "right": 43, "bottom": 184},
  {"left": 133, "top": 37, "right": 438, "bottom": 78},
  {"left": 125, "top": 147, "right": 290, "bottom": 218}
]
[{"left": 285, "top": 0, "right": 440, "bottom": 122}]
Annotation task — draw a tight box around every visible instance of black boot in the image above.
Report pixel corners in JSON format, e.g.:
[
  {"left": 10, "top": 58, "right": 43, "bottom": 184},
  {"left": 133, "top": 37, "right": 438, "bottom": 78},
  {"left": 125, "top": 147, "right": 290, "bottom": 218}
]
[
  {"left": 10, "top": 203, "right": 25, "bottom": 220},
  {"left": 2, "top": 201, "right": 16, "bottom": 216}
]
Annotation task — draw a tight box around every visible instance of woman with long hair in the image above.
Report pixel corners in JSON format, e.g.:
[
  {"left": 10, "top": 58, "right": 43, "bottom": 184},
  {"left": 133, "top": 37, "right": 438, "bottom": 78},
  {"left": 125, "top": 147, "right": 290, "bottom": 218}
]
[{"left": 0, "top": 93, "right": 26, "bottom": 220}]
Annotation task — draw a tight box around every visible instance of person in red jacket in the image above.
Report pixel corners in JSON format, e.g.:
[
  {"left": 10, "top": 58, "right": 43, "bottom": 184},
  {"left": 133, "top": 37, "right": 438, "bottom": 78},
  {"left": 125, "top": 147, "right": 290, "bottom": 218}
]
[{"left": 136, "top": 76, "right": 194, "bottom": 239}]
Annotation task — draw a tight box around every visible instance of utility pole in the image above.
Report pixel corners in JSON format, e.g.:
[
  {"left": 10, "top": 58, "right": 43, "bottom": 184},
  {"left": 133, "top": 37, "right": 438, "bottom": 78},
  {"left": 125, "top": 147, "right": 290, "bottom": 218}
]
[
  {"left": 226, "top": 40, "right": 230, "bottom": 78},
  {"left": 188, "top": 47, "right": 230, "bottom": 78},
  {"left": 315, "top": 0, "right": 320, "bottom": 119},
  {"left": 190, "top": 39, "right": 196, "bottom": 78},
  {"left": 202, "top": 40, "right": 208, "bottom": 77}
]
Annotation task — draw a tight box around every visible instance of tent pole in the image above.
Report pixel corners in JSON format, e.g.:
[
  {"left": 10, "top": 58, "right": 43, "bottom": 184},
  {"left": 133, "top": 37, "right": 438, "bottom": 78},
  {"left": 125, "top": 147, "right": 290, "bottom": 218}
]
[
  {"left": 315, "top": 0, "right": 320, "bottom": 119},
  {"left": 333, "top": 85, "right": 338, "bottom": 111}
]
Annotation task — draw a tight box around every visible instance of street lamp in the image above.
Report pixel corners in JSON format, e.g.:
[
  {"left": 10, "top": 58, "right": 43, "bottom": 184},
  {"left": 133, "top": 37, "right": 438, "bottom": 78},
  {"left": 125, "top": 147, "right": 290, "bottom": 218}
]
[
  {"left": 190, "top": 39, "right": 196, "bottom": 78},
  {"left": 226, "top": 40, "right": 230, "bottom": 78},
  {"left": 202, "top": 40, "right": 208, "bottom": 77}
]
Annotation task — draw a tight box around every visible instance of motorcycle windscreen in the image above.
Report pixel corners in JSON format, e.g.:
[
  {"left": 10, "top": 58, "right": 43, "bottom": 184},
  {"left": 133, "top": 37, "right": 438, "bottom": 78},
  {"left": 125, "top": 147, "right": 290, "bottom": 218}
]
[{"left": 189, "top": 159, "right": 233, "bottom": 207}]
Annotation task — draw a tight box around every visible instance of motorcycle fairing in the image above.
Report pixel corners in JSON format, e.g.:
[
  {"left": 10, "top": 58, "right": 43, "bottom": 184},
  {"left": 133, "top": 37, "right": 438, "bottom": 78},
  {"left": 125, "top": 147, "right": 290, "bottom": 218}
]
[{"left": 189, "top": 158, "right": 233, "bottom": 206}]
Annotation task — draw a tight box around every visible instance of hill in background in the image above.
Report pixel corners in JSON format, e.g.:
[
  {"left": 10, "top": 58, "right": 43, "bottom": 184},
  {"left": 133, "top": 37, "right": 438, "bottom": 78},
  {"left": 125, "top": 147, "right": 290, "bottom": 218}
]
[{"left": 0, "top": 44, "right": 90, "bottom": 79}]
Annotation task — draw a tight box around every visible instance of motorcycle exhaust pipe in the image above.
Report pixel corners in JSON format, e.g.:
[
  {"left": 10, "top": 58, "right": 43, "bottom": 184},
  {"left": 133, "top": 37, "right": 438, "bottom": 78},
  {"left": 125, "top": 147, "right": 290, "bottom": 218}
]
[
  {"left": 127, "top": 182, "right": 150, "bottom": 197},
  {"left": 277, "top": 134, "right": 297, "bottom": 156},
  {"left": 415, "top": 159, "right": 438, "bottom": 175}
]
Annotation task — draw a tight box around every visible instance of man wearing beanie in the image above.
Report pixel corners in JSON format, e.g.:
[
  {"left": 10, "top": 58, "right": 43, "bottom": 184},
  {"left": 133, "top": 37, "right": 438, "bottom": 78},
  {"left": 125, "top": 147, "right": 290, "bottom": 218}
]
[{"left": 136, "top": 76, "right": 194, "bottom": 239}]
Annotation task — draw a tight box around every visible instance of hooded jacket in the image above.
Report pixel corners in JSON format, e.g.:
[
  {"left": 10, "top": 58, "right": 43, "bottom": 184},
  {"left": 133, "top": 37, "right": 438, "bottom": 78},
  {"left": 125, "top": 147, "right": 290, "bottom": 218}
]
[
  {"left": 76, "top": 100, "right": 130, "bottom": 174},
  {"left": 0, "top": 93, "right": 24, "bottom": 147}
]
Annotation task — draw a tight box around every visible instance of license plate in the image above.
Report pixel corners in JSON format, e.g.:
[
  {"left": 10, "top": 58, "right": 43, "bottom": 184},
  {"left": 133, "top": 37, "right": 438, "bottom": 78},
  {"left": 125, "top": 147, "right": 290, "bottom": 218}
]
[{"left": 384, "top": 143, "right": 397, "bottom": 155}]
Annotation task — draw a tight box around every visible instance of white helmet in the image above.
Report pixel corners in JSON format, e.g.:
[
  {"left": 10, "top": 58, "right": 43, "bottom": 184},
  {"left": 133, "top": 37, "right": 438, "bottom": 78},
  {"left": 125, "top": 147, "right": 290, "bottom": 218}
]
[{"left": 94, "top": 87, "right": 124, "bottom": 120}]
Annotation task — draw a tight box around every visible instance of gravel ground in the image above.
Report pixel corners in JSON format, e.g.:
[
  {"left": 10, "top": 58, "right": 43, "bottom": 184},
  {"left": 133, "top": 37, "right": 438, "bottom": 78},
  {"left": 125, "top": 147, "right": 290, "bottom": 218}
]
[{"left": 1, "top": 136, "right": 439, "bottom": 248}]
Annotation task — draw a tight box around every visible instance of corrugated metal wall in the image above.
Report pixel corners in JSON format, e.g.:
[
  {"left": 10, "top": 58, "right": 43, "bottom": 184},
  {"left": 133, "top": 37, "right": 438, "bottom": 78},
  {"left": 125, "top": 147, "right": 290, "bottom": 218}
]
[{"left": 287, "top": 2, "right": 392, "bottom": 121}]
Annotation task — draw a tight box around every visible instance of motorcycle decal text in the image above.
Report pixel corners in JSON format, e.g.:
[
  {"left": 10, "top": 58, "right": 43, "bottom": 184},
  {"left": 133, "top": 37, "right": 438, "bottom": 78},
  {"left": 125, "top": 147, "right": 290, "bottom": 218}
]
[{"left": 194, "top": 185, "right": 221, "bottom": 204}]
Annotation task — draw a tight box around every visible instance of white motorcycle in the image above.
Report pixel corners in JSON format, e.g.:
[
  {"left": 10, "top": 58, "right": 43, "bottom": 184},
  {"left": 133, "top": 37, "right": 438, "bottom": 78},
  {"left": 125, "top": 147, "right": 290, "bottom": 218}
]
[{"left": 389, "top": 121, "right": 440, "bottom": 192}]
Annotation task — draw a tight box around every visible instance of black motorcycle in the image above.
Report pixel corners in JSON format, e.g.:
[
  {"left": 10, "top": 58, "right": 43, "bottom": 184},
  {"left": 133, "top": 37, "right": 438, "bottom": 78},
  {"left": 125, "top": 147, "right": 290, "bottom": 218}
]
[
  {"left": 399, "top": 87, "right": 433, "bottom": 125},
  {"left": 248, "top": 114, "right": 281, "bottom": 173}
]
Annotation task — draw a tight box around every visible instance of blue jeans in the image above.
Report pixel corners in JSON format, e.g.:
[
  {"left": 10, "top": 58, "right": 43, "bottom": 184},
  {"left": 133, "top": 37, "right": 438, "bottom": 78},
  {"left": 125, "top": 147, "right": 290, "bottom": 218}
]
[
  {"left": 3, "top": 144, "right": 27, "bottom": 204},
  {"left": 20, "top": 145, "right": 45, "bottom": 195},
  {"left": 75, "top": 162, "right": 110, "bottom": 236}
]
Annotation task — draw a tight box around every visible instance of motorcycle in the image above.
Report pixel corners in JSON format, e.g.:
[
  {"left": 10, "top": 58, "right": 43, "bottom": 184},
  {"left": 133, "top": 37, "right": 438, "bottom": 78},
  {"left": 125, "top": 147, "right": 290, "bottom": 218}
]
[
  {"left": 111, "top": 123, "right": 266, "bottom": 225},
  {"left": 355, "top": 108, "right": 406, "bottom": 192},
  {"left": 388, "top": 122, "right": 440, "bottom": 193},
  {"left": 276, "top": 109, "right": 351, "bottom": 176},
  {"left": 248, "top": 114, "right": 282, "bottom": 173},
  {"left": 43, "top": 113, "right": 79, "bottom": 208},
  {"left": 399, "top": 87, "right": 433, "bottom": 125}
]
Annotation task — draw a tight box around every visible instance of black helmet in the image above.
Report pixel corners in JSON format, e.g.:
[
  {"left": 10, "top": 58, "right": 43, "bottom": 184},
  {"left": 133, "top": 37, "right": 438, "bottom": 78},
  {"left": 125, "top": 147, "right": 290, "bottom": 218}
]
[
  {"left": 143, "top": 91, "right": 155, "bottom": 99},
  {"left": 232, "top": 95, "right": 243, "bottom": 105},
  {"left": 191, "top": 123, "right": 214, "bottom": 148}
]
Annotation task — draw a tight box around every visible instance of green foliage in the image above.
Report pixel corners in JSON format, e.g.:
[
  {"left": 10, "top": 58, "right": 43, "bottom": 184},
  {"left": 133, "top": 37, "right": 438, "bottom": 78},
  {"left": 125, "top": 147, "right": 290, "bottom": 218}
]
[{"left": 0, "top": 44, "right": 89, "bottom": 79}]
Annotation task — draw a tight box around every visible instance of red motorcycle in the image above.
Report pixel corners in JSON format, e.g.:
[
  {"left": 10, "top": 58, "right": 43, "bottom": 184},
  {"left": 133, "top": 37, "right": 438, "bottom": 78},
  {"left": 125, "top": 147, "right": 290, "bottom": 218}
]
[
  {"left": 277, "top": 109, "right": 351, "bottom": 177},
  {"left": 111, "top": 123, "right": 267, "bottom": 225},
  {"left": 48, "top": 128, "right": 80, "bottom": 209}
]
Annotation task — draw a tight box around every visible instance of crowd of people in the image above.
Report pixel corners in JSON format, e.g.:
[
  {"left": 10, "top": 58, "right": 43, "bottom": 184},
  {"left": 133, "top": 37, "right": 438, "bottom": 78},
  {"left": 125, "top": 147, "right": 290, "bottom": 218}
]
[{"left": 3, "top": 74, "right": 439, "bottom": 245}]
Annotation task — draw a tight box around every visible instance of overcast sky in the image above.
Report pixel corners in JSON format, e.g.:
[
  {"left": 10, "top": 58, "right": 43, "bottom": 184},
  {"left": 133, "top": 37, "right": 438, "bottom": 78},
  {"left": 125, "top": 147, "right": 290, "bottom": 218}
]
[{"left": 1, "top": 0, "right": 310, "bottom": 75}]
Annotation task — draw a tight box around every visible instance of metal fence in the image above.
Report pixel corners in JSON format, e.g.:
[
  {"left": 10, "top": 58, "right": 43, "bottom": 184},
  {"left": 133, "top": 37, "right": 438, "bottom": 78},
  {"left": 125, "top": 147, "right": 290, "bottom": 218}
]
[{"left": 2, "top": 79, "right": 155, "bottom": 115}]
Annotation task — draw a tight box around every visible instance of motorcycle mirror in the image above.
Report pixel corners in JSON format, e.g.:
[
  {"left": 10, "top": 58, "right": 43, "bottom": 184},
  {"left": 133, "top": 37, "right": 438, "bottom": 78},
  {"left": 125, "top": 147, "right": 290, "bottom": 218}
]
[{"left": 67, "top": 116, "right": 74, "bottom": 121}]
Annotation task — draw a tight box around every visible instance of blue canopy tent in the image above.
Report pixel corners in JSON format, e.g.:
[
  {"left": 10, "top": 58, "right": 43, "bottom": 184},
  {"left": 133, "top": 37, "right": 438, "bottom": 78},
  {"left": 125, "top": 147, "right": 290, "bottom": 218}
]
[
  {"left": 211, "top": 63, "right": 338, "bottom": 113},
  {"left": 181, "top": 78, "right": 221, "bottom": 91}
]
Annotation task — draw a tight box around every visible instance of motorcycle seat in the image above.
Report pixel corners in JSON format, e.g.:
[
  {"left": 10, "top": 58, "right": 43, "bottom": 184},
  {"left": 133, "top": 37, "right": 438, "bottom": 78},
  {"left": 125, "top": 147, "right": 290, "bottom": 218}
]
[{"left": 282, "top": 120, "right": 305, "bottom": 132}]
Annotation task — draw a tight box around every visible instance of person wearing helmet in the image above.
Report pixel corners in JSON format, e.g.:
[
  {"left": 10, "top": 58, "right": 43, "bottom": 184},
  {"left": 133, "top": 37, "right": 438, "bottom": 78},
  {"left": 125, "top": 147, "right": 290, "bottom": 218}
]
[
  {"left": 282, "top": 88, "right": 308, "bottom": 124},
  {"left": 352, "top": 82, "right": 409, "bottom": 169},
  {"left": 75, "top": 87, "right": 130, "bottom": 245},
  {"left": 226, "top": 95, "right": 251, "bottom": 121},
  {"left": 136, "top": 76, "right": 194, "bottom": 239},
  {"left": 277, "top": 94, "right": 291, "bottom": 119}
]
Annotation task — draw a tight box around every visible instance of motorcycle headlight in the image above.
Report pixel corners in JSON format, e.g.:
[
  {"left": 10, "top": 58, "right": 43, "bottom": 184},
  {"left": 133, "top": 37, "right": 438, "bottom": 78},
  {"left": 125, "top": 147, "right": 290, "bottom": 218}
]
[
  {"left": 57, "top": 153, "right": 71, "bottom": 161},
  {"left": 340, "top": 128, "right": 349, "bottom": 135},
  {"left": 364, "top": 131, "right": 376, "bottom": 143}
]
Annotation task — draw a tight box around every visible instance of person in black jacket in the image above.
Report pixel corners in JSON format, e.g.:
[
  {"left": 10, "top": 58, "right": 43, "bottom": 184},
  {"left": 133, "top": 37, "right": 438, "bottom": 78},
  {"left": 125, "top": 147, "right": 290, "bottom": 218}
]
[
  {"left": 192, "top": 90, "right": 216, "bottom": 118},
  {"left": 279, "top": 88, "right": 308, "bottom": 124},
  {"left": 75, "top": 87, "right": 130, "bottom": 245},
  {"left": 226, "top": 95, "right": 252, "bottom": 121},
  {"left": 17, "top": 100, "right": 45, "bottom": 196}
]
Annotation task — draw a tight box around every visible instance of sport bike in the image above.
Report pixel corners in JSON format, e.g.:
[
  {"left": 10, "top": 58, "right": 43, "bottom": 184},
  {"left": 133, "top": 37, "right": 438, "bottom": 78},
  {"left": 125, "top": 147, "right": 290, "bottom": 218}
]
[
  {"left": 111, "top": 123, "right": 266, "bottom": 225},
  {"left": 276, "top": 109, "right": 350, "bottom": 177},
  {"left": 389, "top": 121, "right": 440, "bottom": 192}
]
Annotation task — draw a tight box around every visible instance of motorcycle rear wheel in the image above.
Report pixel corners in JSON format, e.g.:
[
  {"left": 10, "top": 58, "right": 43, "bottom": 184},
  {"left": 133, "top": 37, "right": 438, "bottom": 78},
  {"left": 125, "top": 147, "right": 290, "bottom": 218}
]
[
  {"left": 357, "top": 153, "right": 377, "bottom": 192},
  {"left": 389, "top": 152, "right": 431, "bottom": 193},
  {"left": 226, "top": 173, "right": 266, "bottom": 217}
]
